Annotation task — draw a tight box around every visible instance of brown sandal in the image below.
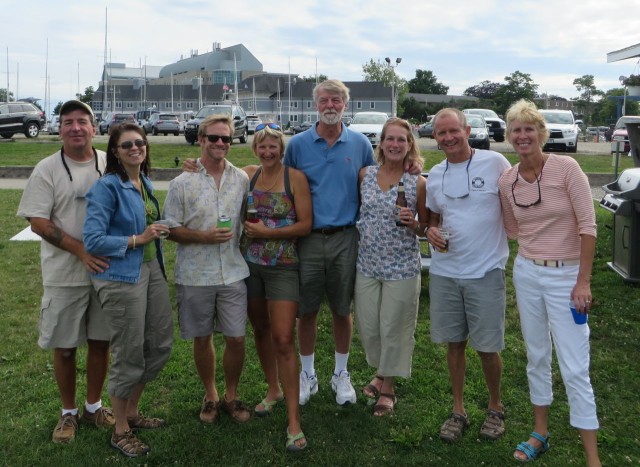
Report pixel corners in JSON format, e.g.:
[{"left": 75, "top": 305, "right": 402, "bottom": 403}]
[
  {"left": 440, "top": 412, "right": 470, "bottom": 442},
  {"left": 110, "top": 429, "right": 150, "bottom": 457},
  {"left": 362, "top": 375, "right": 384, "bottom": 399},
  {"left": 479, "top": 407, "right": 505, "bottom": 440},
  {"left": 373, "top": 392, "right": 397, "bottom": 416},
  {"left": 127, "top": 413, "right": 166, "bottom": 429}
]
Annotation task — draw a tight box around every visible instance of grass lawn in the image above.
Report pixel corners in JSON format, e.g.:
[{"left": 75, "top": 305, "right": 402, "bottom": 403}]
[{"left": 0, "top": 187, "right": 639, "bottom": 466}]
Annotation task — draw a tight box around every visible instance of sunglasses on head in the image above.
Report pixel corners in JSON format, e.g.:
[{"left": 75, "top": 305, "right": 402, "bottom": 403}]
[
  {"left": 205, "top": 134, "right": 232, "bottom": 144},
  {"left": 117, "top": 139, "right": 146, "bottom": 150},
  {"left": 255, "top": 123, "right": 281, "bottom": 132}
]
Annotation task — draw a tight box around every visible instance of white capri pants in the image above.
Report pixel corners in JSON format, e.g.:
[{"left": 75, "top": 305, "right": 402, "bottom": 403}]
[
  {"left": 354, "top": 271, "right": 420, "bottom": 378},
  {"left": 513, "top": 255, "right": 599, "bottom": 430}
]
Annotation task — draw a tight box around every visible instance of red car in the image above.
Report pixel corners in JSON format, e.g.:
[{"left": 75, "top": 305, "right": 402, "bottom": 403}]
[{"left": 610, "top": 117, "right": 631, "bottom": 155}]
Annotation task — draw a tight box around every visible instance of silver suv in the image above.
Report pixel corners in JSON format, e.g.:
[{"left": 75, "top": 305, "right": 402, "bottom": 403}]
[
  {"left": 0, "top": 102, "right": 45, "bottom": 138},
  {"left": 463, "top": 109, "right": 506, "bottom": 142},
  {"left": 184, "top": 104, "right": 248, "bottom": 145}
]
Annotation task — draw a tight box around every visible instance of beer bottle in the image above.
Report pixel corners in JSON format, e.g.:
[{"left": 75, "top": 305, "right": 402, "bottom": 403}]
[
  {"left": 247, "top": 191, "right": 259, "bottom": 223},
  {"left": 395, "top": 181, "right": 407, "bottom": 226}
]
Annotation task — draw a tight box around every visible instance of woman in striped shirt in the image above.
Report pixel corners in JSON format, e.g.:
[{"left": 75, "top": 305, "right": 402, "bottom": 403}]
[{"left": 498, "top": 100, "right": 601, "bottom": 466}]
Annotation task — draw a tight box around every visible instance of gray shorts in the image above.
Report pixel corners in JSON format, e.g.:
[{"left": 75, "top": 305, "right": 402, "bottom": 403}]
[
  {"left": 429, "top": 268, "right": 506, "bottom": 352},
  {"left": 38, "top": 285, "right": 109, "bottom": 349},
  {"left": 298, "top": 227, "right": 358, "bottom": 316},
  {"left": 176, "top": 280, "right": 247, "bottom": 338},
  {"left": 245, "top": 262, "right": 299, "bottom": 302}
]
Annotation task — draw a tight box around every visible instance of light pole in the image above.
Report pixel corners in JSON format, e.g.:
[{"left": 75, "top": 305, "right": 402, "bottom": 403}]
[{"left": 385, "top": 57, "right": 402, "bottom": 117}]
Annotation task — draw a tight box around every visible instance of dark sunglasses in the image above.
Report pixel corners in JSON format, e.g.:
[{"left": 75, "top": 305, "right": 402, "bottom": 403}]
[
  {"left": 117, "top": 139, "right": 146, "bottom": 150},
  {"left": 511, "top": 173, "right": 542, "bottom": 208},
  {"left": 205, "top": 134, "right": 232, "bottom": 144},
  {"left": 255, "top": 123, "right": 281, "bottom": 132}
]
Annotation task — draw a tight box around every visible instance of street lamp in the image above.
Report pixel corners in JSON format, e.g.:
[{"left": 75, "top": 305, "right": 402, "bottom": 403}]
[
  {"left": 385, "top": 57, "right": 402, "bottom": 117},
  {"left": 619, "top": 75, "right": 627, "bottom": 117}
]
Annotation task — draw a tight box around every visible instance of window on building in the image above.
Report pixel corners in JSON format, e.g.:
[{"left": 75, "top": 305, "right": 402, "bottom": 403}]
[
  {"left": 115, "top": 102, "right": 121, "bottom": 108},
  {"left": 292, "top": 102, "right": 298, "bottom": 109},
  {"left": 186, "top": 102, "right": 194, "bottom": 109},
  {"left": 357, "top": 101, "right": 362, "bottom": 109},
  {"left": 126, "top": 102, "right": 134, "bottom": 109},
  {"left": 370, "top": 102, "right": 375, "bottom": 109},
  {"left": 307, "top": 101, "right": 312, "bottom": 109}
]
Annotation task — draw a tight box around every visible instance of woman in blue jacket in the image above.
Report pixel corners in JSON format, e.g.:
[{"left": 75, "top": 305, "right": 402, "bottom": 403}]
[{"left": 84, "top": 123, "right": 173, "bottom": 458}]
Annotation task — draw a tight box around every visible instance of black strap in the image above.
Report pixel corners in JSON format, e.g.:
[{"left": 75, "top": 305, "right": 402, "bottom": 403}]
[{"left": 249, "top": 166, "right": 294, "bottom": 201}]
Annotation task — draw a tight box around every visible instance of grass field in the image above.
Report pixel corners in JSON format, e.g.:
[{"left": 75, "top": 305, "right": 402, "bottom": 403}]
[{"left": 1, "top": 184, "right": 639, "bottom": 465}]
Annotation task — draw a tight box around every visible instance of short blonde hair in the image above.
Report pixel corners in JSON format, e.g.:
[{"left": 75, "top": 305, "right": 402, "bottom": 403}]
[
  {"left": 376, "top": 117, "right": 423, "bottom": 168},
  {"left": 505, "top": 99, "right": 549, "bottom": 147},
  {"left": 197, "top": 114, "right": 233, "bottom": 139},
  {"left": 251, "top": 124, "right": 285, "bottom": 159}
]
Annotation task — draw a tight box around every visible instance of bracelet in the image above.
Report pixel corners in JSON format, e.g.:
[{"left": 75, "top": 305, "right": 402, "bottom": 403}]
[
  {"left": 132, "top": 234, "right": 137, "bottom": 250},
  {"left": 423, "top": 226, "right": 430, "bottom": 237}
]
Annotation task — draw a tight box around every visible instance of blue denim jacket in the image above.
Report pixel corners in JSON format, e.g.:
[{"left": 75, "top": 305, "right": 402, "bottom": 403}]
[{"left": 84, "top": 172, "right": 165, "bottom": 283}]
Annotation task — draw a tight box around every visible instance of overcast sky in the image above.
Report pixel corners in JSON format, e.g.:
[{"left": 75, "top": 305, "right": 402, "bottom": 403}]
[{"left": 3, "top": 0, "right": 640, "bottom": 115}]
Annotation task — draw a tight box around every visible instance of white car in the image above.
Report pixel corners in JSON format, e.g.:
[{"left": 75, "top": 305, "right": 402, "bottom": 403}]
[
  {"left": 349, "top": 111, "right": 389, "bottom": 147},
  {"left": 246, "top": 115, "right": 262, "bottom": 134},
  {"left": 539, "top": 109, "right": 579, "bottom": 153},
  {"left": 47, "top": 115, "right": 60, "bottom": 135}
]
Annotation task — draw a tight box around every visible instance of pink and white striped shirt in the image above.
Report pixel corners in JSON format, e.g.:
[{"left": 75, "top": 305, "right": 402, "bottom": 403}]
[{"left": 498, "top": 153, "right": 596, "bottom": 260}]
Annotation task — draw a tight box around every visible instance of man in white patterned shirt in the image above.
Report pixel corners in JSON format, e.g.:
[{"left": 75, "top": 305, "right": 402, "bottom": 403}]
[{"left": 163, "top": 115, "right": 251, "bottom": 424}]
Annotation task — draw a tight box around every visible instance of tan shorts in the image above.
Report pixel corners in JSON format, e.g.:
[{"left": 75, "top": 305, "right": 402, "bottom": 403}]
[
  {"left": 176, "top": 280, "right": 247, "bottom": 338},
  {"left": 38, "top": 285, "right": 109, "bottom": 349}
]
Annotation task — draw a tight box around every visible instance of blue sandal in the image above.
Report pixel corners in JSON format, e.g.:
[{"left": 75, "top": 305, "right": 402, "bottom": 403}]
[{"left": 514, "top": 431, "right": 550, "bottom": 462}]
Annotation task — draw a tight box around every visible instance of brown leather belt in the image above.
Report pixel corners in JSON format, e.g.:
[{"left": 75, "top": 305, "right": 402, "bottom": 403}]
[{"left": 311, "top": 225, "right": 354, "bottom": 235}]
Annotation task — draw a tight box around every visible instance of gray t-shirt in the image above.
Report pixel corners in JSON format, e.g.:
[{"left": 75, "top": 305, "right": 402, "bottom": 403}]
[{"left": 17, "top": 149, "right": 106, "bottom": 286}]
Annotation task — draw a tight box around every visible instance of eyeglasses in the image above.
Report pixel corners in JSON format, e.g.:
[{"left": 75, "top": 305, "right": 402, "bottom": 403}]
[
  {"left": 511, "top": 172, "right": 542, "bottom": 208},
  {"left": 442, "top": 153, "right": 473, "bottom": 199},
  {"left": 117, "top": 139, "right": 147, "bottom": 150},
  {"left": 205, "top": 134, "right": 232, "bottom": 144},
  {"left": 255, "top": 123, "right": 281, "bottom": 132}
]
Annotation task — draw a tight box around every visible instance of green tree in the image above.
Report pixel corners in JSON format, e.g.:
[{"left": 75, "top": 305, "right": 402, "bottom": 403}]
[
  {"left": 53, "top": 101, "right": 63, "bottom": 115},
  {"left": 592, "top": 88, "right": 639, "bottom": 124},
  {"left": 362, "top": 58, "right": 408, "bottom": 116},
  {"left": 572, "top": 75, "right": 603, "bottom": 124},
  {"left": 407, "top": 69, "right": 448, "bottom": 94},
  {"left": 0, "top": 88, "right": 14, "bottom": 102},
  {"left": 75, "top": 86, "right": 94, "bottom": 104},
  {"left": 494, "top": 71, "right": 539, "bottom": 115},
  {"left": 300, "top": 74, "right": 328, "bottom": 83},
  {"left": 463, "top": 80, "right": 501, "bottom": 100}
]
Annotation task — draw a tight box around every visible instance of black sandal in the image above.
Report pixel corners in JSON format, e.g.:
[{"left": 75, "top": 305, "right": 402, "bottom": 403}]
[{"left": 362, "top": 375, "right": 384, "bottom": 398}]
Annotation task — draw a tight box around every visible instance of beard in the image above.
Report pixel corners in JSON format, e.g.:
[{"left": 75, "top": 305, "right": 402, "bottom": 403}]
[{"left": 319, "top": 109, "right": 343, "bottom": 125}]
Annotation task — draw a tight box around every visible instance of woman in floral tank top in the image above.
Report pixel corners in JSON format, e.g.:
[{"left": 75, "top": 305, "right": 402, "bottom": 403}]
[
  {"left": 240, "top": 123, "right": 312, "bottom": 451},
  {"left": 355, "top": 118, "right": 429, "bottom": 417}
]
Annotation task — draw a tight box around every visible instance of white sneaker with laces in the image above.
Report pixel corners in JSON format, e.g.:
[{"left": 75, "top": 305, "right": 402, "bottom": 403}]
[
  {"left": 299, "top": 371, "right": 318, "bottom": 405},
  {"left": 331, "top": 370, "right": 357, "bottom": 406}
]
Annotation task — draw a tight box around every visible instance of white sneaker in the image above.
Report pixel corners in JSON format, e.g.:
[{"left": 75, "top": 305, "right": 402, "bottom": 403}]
[
  {"left": 299, "top": 371, "right": 318, "bottom": 406},
  {"left": 331, "top": 371, "right": 357, "bottom": 406}
]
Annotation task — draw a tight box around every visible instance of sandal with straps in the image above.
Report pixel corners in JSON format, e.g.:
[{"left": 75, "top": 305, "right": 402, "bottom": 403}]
[
  {"left": 373, "top": 392, "right": 397, "bottom": 417},
  {"left": 479, "top": 406, "right": 505, "bottom": 440},
  {"left": 362, "top": 375, "right": 384, "bottom": 399},
  {"left": 111, "top": 429, "right": 150, "bottom": 458},
  {"left": 514, "top": 431, "right": 551, "bottom": 462},
  {"left": 254, "top": 394, "right": 284, "bottom": 417},
  {"left": 127, "top": 413, "right": 166, "bottom": 429},
  {"left": 286, "top": 428, "right": 307, "bottom": 452},
  {"left": 440, "top": 412, "right": 470, "bottom": 443}
]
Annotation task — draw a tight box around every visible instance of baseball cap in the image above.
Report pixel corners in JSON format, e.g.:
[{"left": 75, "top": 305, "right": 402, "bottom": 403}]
[{"left": 59, "top": 100, "right": 94, "bottom": 119}]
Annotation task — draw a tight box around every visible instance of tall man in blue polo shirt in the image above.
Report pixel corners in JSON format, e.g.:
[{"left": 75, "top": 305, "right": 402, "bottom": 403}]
[{"left": 284, "top": 79, "right": 375, "bottom": 406}]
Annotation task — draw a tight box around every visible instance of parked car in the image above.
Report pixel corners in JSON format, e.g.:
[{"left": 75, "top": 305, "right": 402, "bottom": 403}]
[
  {"left": 0, "top": 102, "right": 45, "bottom": 139},
  {"left": 184, "top": 104, "right": 248, "bottom": 145},
  {"left": 292, "top": 121, "right": 314, "bottom": 134},
  {"left": 349, "top": 111, "right": 389, "bottom": 147},
  {"left": 246, "top": 115, "right": 263, "bottom": 134},
  {"left": 99, "top": 113, "right": 136, "bottom": 135},
  {"left": 417, "top": 122, "right": 434, "bottom": 138},
  {"left": 467, "top": 115, "right": 491, "bottom": 150},
  {"left": 144, "top": 113, "right": 180, "bottom": 136},
  {"left": 611, "top": 117, "right": 631, "bottom": 155},
  {"left": 463, "top": 108, "right": 505, "bottom": 142},
  {"left": 47, "top": 115, "right": 60, "bottom": 135},
  {"left": 539, "top": 109, "right": 579, "bottom": 153}
]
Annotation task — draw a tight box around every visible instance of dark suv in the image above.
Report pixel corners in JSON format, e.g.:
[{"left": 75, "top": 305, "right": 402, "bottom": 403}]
[
  {"left": 184, "top": 104, "right": 248, "bottom": 145},
  {"left": 0, "top": 102, "right": 45, "bottom": 138}
]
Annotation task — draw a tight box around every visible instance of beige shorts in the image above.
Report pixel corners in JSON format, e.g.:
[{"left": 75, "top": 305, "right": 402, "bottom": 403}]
[{"left": 38, "top": 285, "right": 109, "bottom": 349}]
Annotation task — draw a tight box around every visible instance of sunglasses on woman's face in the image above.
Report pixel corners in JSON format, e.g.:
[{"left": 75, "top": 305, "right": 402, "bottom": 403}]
[
  {"left": 255, "top": 123, "right": 281, "bottom": 132},
  {"left": 205, "top": 134, "right": 232, "bottom": 144},
  {"left": 117, "top": 139, "right": 147, "bottom": 150}
]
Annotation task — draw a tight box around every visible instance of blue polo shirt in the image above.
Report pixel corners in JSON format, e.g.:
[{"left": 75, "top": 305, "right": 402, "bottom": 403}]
[{"left": 284, "top": 123, "right": 375, "bottom": 230}]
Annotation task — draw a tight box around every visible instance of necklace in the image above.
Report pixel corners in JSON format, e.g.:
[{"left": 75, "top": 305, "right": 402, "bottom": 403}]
[{"left": 260, "top": 166, "right": 283, "bottom": 192}]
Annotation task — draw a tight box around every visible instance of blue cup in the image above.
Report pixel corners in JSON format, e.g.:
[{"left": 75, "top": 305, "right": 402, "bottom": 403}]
[{"left": 569, "top": 300, "right": 588, "bottom": 325}]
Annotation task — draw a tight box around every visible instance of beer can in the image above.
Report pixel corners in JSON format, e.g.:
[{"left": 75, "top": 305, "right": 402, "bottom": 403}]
[{"left": 217, "top": 215, "right": 232, "bottom": 229}]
